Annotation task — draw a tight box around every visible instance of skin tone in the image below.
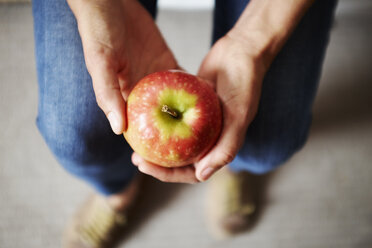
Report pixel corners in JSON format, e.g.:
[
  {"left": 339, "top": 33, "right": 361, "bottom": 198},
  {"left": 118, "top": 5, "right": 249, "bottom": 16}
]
[
  {"left": 67, "top": 0, "right": 315, "bottom": 208},
  {"left": 132, "top": 0, "right": 315, "bottom": 183},
  {"left": 67, "top": 0, "right": 179, "bottom": 210},
  {"left": 67, "top": 0, "right": 179, "bottom": 134}
]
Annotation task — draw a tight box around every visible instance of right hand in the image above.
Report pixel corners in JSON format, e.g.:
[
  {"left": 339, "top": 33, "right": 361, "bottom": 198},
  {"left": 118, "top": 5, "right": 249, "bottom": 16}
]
[{"left": 68, "top": 0, "right": 178, "bottom": 134}]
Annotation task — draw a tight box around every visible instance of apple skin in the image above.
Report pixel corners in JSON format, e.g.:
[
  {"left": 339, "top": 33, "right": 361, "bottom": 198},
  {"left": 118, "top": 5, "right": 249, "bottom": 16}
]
[{"left": 124, "top": 70, "right": 222, "bottom": 168}]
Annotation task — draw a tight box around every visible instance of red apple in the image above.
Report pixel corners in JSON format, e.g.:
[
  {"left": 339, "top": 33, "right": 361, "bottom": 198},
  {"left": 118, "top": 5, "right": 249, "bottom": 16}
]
[{"left": 124, "top": 70, "right": 222, "bottom": 167}]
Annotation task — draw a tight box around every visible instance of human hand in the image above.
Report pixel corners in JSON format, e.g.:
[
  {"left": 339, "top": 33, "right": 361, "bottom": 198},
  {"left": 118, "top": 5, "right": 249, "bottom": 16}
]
[
  {"left": 68, "top": 0, "right": 178, "bottom": 134},
  {"left": 132, "top": 33, "right": 268, "bottom": 183}
]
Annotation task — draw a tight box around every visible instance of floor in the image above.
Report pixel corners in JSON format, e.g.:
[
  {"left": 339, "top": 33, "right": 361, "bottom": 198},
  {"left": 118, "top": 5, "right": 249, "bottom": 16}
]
[{"left": 0, "top": 1, "right": 371, "bottom": 247}]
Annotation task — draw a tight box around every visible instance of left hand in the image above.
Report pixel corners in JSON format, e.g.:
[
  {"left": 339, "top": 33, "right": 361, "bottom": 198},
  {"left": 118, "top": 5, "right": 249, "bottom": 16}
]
[
  {"left": 68, "top": 0, "right": 178, "bottom": 134},
  {"left": 132, "top": 33, "right": 268, "bottom": 183}
]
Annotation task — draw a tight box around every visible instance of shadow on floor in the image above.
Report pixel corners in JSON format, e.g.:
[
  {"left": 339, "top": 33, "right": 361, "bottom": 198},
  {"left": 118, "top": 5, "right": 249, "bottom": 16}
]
[
  {"left": 311, "top": 66, "right": 372, "bottom": 135},
  {"left": 242, "top": 171, "right": 275, "bottom": 233},
  {"left": 204, "top": 171, "right": 276, "bottom": 248},
  {"left": 113, "top": 170, "right": 276, "bottom": 247},
  {"left": 114, "top": 175, "right": 187, "bottom": 245}
]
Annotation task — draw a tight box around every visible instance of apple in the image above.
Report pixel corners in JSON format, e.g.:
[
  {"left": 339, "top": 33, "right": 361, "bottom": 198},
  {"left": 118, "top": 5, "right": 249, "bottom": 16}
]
[{"left": 124, "top": 70, "right": 222, "bottom": 167}]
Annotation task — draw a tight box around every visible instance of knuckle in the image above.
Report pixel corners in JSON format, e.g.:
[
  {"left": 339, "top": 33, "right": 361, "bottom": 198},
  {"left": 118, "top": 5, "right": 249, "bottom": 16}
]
[
  {"left": 94, "top": 91, "right": 106, "bottom": 110},
  {"left": 156, "top": 170, "right": 172, "bottom": 183},
  {"left": 175, "top": 177, "right": 199, "bottom": 184},
  {"left": 86, "top": 46, "right": 113, "bottom": 68},
  {"left": 138, "top": 166, "right": 147, "bottom": 176},
  {"left": 219, "top": 151, "right": 236, "bottom": 166},
  {"left": 158, "top": 175, "right": 171, "bottom": 183},
  {"left": 189, "top": 178, "right": 200, "bottom": 184}
]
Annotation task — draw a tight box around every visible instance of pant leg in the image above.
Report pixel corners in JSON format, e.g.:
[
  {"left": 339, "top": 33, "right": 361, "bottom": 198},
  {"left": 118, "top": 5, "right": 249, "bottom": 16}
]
[
  {"left": 213, "top": 0, "right": 338, "bottom": 173},
  {"left": 32, "top": 0, "right": 157, "bottom": 195}
]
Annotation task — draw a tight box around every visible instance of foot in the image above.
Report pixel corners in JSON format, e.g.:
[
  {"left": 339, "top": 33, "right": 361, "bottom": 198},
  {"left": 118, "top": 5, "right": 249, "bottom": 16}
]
[
  {"left": 205, "top": 166, "right": 257, "bottom": 239},
  {"left": 62, "top": 176, "right": 141, "bottom": 248}
]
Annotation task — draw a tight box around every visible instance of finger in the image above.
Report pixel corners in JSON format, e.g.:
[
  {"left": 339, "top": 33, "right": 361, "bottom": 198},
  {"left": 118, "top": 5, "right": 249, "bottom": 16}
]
[
  {"left": 89, "top": 62, "right": 126, "bottom": 134},
  {"left": 197, "top": 48, "right": 218, "bottom": 84},
  {"left": 194, "top": 105, "right": 247, "bottom": 182},
  {"left": 132, "top": 153, "right": 199, "bottom": 184},
  {"left": 117, "top": 68, "right": 132, "bottom": 100}
]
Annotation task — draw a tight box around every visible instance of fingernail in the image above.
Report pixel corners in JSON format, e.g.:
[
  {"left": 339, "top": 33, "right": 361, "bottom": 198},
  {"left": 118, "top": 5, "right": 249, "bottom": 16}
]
[
  {"left": 200, "top": 167, "right": 215, "bottom": 181},
  {"left": 107, "top": 112, "right": 120, "bottom": 134}
]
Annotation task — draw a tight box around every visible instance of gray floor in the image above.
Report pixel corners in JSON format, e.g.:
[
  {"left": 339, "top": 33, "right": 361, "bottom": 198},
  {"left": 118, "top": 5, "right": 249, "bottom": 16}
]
[{"left": 0, "top": 1, "right": 372, "bottom": 248}]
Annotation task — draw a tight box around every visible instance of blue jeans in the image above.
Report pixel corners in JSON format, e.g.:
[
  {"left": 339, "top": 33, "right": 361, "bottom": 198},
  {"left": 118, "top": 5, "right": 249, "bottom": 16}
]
[{"left": 32, "top": 0, "right": 337, "bottom": 195}]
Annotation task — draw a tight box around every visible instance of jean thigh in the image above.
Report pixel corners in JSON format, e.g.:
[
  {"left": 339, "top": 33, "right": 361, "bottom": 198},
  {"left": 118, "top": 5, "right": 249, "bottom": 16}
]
[
  {"left": 230, "top": 0, "right": 338, "bottom": 173},
  {"left": 32, "top": 0, "right": 137, "bottom": 195}
]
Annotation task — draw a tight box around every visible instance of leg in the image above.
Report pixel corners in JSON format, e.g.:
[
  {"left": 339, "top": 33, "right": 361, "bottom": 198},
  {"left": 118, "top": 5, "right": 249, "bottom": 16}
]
[
  {"left": 32, "top": 0, "right": 157, "bottom": 195},
  {"left": 33, "top": 0, "right": 158, "bottom": 247},
  {"left": 205, "top": 0, "right": 338, "bottom": 238},
  {"left": 213, "top": 0, "right": 338, "bottom": 173}
]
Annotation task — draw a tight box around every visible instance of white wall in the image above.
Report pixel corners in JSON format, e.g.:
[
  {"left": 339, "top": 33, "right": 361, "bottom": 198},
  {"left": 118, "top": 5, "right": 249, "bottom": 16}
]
[{"left": 158, "top": 0, "right": 214, "bottom": 10}]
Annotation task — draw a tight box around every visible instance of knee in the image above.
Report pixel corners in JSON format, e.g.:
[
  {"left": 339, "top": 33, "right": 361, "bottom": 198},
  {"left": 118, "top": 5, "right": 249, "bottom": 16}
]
[
  {"left": 36, "top": 112, "right": 90, "bottom": 171},
  {"left": 244, "top": 144, "right": 301, "bottom": 174},
  {"left": 36, "top": 106, "right": 122, "bottom": 175},
  {"left": 36, "top": 105, "right": 137, "bottom": 195},
  {"left": 233, "top": 123, "right": 311, "bottom": 174}
]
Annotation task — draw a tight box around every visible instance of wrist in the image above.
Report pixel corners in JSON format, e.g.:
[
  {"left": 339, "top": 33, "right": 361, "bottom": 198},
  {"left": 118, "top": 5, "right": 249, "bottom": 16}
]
[
  {"left": 227, "top": 27, "right": 279, "bottom": 72},
  {"left": 67, "top": 0, "right": 122, "bottom": 8},
  {"left": 67, "top": 0, "right": 125, "bottom": 20},
  {"left": 227, "top": 0, "right": 314, "bottom": 69}
]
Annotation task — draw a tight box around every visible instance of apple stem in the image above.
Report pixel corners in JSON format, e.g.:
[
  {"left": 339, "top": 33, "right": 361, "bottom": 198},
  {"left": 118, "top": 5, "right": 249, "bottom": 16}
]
[{"left": 161, "top": 105, "right": 179, "bottom": 119}]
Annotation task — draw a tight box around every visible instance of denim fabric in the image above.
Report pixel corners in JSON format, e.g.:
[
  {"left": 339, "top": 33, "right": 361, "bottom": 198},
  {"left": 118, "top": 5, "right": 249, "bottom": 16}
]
[
  {"left": 32, "top": 0, "right": 157, "bottom": 195},
  {"left": 32, "top": 0, "right": 336, "bottom": 195},
  {"left": 217, "top": 0, "right": 338, "bottom": 173}
]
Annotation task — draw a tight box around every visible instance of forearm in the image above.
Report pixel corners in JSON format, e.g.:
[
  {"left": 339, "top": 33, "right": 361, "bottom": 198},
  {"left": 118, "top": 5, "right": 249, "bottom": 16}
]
[
  {"left": 67, "top": 0, "right": 96, "bottom": 18},
  {"left": 229, "top": 0, "right": 314, "bottom": 68},
  {"left": 67, "top": 0, "right": 117, "bottom": 16},
  {"left": 67, "top": 0, "right": 127, "bottom": 33}
]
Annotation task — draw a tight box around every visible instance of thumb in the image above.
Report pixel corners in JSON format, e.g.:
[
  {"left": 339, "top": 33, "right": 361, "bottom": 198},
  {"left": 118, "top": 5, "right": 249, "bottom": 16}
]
[
  {"left": 197, "top": 51, "right": 218, "bottom": 84},
  {"left": 89, "top": 63, "right": 126, "bottom": 134},
  {"left": 194, "top": 107, "right": 247, "bottom": 181}
]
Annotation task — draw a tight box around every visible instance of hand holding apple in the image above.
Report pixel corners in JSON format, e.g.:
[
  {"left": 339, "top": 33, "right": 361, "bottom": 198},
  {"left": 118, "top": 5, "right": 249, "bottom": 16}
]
[
  {"left": 131, "top": 34, "right": 266, "bottom": 183},
  {"left": 67, "top": 0, "right": 178, "bottom": 135},
  {"left": 124, "top": 70, "right": 222, "bottom": 168}
]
